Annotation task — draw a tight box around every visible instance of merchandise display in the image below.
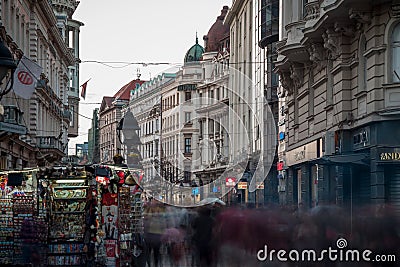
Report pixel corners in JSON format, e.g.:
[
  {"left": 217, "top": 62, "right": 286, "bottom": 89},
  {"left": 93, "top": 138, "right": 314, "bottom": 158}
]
[
  {"left": 0, "top": 164, "right": 145, "bottom": 267},
  {"left": 12, "top": 194, "right": 35, "bottom": 265},
  {"left": 92, "top": 164, "right": 145, "bottom": 267},
  {"left": 47, "top": 167, "right": 89, "bottom": 266},
  {"left": 0, "top": 198, "right": 13, "bottom": 265}
]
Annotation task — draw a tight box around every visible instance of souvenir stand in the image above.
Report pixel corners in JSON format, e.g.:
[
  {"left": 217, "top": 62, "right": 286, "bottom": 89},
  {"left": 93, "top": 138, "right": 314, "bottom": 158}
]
[
  {"left": 92, "top": 164, "right": 144, "bottom": 267},
  {"left": 46, "top": 167, "right": 89, "bottom": 266},
  {"left": 0, "top": 169, "right": 47, "bottom": 266}
]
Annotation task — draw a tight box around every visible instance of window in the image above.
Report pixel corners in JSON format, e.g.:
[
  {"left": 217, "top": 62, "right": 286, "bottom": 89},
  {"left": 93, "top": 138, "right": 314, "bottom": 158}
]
[
  {"left": 184, "top": 171, "right": 191, "bottom": 183},
  {"left": 185, "top": 92, "right": 192, "bottom": 101},
  {"left": 184, "top": 138, "right": 192, "bottom": 153},
  {"left": 392, "top": 23, "right": 400, "bottom": 83},
  {"left": 358, "top": 34, "right": 367, "bottom": 91},
  {"left": 199, "top": 120, "right": 203, "bottom": 138},
  {"left": 155, "top": 140, "right": 159, "bottom": 156},
  {"left": 185, "top": 112, "right": 191, "bottom": 123}
]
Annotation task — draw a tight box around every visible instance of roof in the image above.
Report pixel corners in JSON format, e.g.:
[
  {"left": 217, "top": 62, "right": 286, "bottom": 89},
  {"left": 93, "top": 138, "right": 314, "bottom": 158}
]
[
  {"left": 99, "top": 96, "right": 115, "bottom": 113},
  {"left": 114, "top": 79, "right": 146, "bottom": 100},
  {"left": 184, "top": 36, "right": 205, "bottom": 63},
  {"left": 203, "top": 6, "right": 230, "bottom": 53}
]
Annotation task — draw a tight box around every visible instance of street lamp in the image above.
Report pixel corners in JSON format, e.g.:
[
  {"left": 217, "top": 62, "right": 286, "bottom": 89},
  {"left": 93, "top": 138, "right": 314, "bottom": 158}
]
[{"left": 0, "top": 39, "right": 17, "bottom": 101}]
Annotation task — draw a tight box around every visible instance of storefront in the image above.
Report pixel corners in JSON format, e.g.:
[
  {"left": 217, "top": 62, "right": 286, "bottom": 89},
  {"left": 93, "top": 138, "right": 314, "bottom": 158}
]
[
  {"left": 285, "top": 140, "right": 320, "bottom": 208},
  {"left": 378, "top": 148, "right": 400, "bottom": 215}
]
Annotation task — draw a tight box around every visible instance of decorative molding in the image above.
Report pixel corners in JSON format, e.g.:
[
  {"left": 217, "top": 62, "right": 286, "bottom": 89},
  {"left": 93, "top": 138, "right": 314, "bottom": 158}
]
[
  {"left": 349, "top": 8, "right": 372, "bottom": 29},
  {"left": 304, "top": 1, "right": 320, "bottom": 21},
  {"left": 334, "top": 22, "right": 355, "bottom": 37},
  {"left": 322, "top": 28, "right": 341, "bottom": 59},
  {"left": 290, "top": 63, "right": 304, "bottom": 89},
  {"left": 279, "top": 71, "right": 293, "bottom": 96},
  {"left": 391, "top": 3, "right": 400, "bottom": 17},
  {"left": 307, "top": 43, "right": 326, "bottom": 72}
]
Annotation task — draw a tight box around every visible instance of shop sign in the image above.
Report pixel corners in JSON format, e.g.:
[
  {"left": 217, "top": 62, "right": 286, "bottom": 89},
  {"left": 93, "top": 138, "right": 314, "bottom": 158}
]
[
  {"left": 225, "top": 177, "right": 236, "bottom": 187},
  {"left": 277, "top": 161, "right": 284, "bottom": 171},
  {"left": 278, "top": 118, "right": 285, "bottom": 126},
  {"left": 192, "top": 187, "right": 199, "bottom": 195},
  {"left": 279, "top": 132, "right": 285, "bottom": 141},
  {"left": 286, "top": 140, "right": 318, "bottom": 166},
  {"left": 237, "top": 181, "right": 247, "bottom": 189},
  {"left": 380, "top": 152, "right": 400, "bottom": 161},
  {"left": 178, "top": 84, "right": 197, "bottom": 91}
]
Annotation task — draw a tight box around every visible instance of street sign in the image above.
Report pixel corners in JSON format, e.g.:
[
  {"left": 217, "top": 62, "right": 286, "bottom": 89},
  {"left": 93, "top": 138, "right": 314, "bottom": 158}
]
[
  {"left": 212, "top": 186, "right": 218, "bottom": 193},
  {"left": 225, "top": 177, "right": 236, "bottom": 187},
  {"left": 237, "top": 182, "right": 247, "bottom": 189},
  {"left": 192, "top": 187, "right": 199, "bottom": 195}
]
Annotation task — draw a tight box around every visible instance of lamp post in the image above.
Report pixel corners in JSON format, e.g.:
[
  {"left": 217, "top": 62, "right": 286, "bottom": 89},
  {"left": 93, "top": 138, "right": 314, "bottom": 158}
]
[{"left": 0, "top": 39, "right": 17, "bottom": 104}]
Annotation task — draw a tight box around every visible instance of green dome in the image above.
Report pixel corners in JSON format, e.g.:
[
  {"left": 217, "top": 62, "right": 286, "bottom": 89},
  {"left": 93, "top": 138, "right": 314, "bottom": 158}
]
[{"left": 184, "top": 37, "right": 204, "bottom": 63}]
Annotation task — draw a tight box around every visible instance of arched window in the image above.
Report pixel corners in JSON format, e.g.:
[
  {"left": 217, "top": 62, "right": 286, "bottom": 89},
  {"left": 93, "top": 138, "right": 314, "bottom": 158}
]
[
  {"left": 392, "top": 23, "right": 400, "bottom": 83},
  {"left": 358, "top": 34, "right": 367, "bottom": 91}
]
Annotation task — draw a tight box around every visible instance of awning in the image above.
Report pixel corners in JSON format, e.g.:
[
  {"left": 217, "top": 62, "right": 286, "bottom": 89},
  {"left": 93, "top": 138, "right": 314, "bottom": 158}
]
[{"left": 310, "top": 153, "right": 370, "bottom": 166}]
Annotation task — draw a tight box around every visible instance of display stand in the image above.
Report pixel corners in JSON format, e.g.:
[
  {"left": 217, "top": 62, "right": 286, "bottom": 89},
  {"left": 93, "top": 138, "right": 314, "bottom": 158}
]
[
  {"left": 12, "top": 194, "right": 35, "bottom": 265},
  {"left": 47, "top": 170, "right": 88, "bottom": 266},
  {"left": 92, "top": 164, "right": 145, "bottom": 267},
  {"left": 0, "top": 197, "right": 13, "bottom": 265}
]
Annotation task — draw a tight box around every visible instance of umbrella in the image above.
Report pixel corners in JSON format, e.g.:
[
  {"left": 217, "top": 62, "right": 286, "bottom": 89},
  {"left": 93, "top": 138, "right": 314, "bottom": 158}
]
[{"left": 198, "top": 197, "right": 226, "bottom": 206}]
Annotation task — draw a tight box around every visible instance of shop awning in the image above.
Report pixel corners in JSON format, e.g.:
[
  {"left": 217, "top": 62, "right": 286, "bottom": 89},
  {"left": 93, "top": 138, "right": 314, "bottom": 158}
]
[{"left": 311, "top": 153, "right": 370, "bottom": 166}]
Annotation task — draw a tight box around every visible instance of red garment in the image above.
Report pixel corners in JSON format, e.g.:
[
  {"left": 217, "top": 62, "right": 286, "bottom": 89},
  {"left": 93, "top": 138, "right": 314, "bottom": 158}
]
[{"left": 102, "top": 193, "right": 118, "bottom": 206}]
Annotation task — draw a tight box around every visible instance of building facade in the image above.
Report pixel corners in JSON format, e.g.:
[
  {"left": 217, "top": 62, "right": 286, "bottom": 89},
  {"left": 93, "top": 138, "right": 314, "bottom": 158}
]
[
  {"left": 225, "top": 0, "right": 280, "bottom": 205},
  {"left": 193, "top": 6, "right": 231, "bottom": 200},
  {"left": 129, "top": 72, "right": 177, "bottom": 202},
  {"left": 0, "top": 0, "right": 82, "bottom": 169},
  {"left": 276, "top": 0, "right": 400, "bottom": 214},
  {"left": 99, "top": 78, "right": 145, "bottom": 164}
]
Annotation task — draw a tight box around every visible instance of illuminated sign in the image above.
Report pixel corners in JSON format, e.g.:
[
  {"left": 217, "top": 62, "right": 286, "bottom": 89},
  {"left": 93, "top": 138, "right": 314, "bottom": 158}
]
[
  {"left": 380, "top": 152, "right": 400, "bottom": 161},
  {"left": 237, "top": 182, "right": 247, "bottom": 189},
  {"left": 225, "top": 177, "right": 236, "bottom": 187},
  {"left": 277, "top": 161, "right": 284, "bottom": 171}
]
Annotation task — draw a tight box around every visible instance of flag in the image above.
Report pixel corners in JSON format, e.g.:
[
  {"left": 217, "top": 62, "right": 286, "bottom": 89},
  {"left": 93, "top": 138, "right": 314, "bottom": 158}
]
[
  {"left": 80, "top": 79, "right": 90, "bottom": 100},
  {"left": 13, "top": 56, "right": 42, "bottom": 99}
]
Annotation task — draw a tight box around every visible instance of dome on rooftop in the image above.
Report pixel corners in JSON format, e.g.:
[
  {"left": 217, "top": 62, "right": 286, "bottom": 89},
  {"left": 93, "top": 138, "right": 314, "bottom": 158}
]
[
  {"left": 184, "top": 36, "right": 205, "bottom": 63},
  {"left": 203, "top": 6, "right": 230, "bottom": 53}
]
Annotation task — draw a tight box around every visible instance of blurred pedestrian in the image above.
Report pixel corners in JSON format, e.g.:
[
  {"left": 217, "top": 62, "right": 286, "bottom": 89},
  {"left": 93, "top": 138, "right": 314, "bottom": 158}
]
[{"left": 191, "top": 206, "right": 215, "bottom": 267}]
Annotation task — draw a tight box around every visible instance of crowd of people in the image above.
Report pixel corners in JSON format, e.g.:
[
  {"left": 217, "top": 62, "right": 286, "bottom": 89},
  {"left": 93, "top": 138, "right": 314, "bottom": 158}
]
[{"left": 138, "top": 200, "right": 400, "bottom": 267}]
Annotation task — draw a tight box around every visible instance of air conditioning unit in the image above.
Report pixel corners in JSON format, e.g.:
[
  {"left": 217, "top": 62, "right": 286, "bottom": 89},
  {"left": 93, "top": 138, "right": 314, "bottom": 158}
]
[{"left": 324, "top": 131, "right": 336, "bottom": 156}]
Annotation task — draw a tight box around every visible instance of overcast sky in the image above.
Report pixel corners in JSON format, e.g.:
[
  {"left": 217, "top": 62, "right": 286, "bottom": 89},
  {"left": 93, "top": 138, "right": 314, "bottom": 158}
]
[{"left": 69, "top": 0, "right": 231, "bottom": 153}]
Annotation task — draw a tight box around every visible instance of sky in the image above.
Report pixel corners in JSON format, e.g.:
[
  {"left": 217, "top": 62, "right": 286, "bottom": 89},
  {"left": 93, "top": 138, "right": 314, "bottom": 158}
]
[{"left": 69, "top": 0, "right": 231, "bottom": 154}]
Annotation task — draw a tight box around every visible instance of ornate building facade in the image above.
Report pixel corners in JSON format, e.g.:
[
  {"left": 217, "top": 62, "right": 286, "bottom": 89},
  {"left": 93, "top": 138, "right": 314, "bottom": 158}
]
[
  {"left": 193, "top": 6, "right": 231, "bottom": 200},
  {"left": 0, "top": 0, "right": 83, "bottom": 169},
  {"left": 276, "top": 0, "right": 400, "bottom": 214}
]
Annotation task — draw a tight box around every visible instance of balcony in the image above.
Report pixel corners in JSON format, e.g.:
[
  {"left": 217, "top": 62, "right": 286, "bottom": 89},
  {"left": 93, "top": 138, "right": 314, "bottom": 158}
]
[
  {"left": 36, "top": 136, "right": 63, "bottom": 151},
  {"left": 304, "top": 0, "right": 320, "bottom": 22}
]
